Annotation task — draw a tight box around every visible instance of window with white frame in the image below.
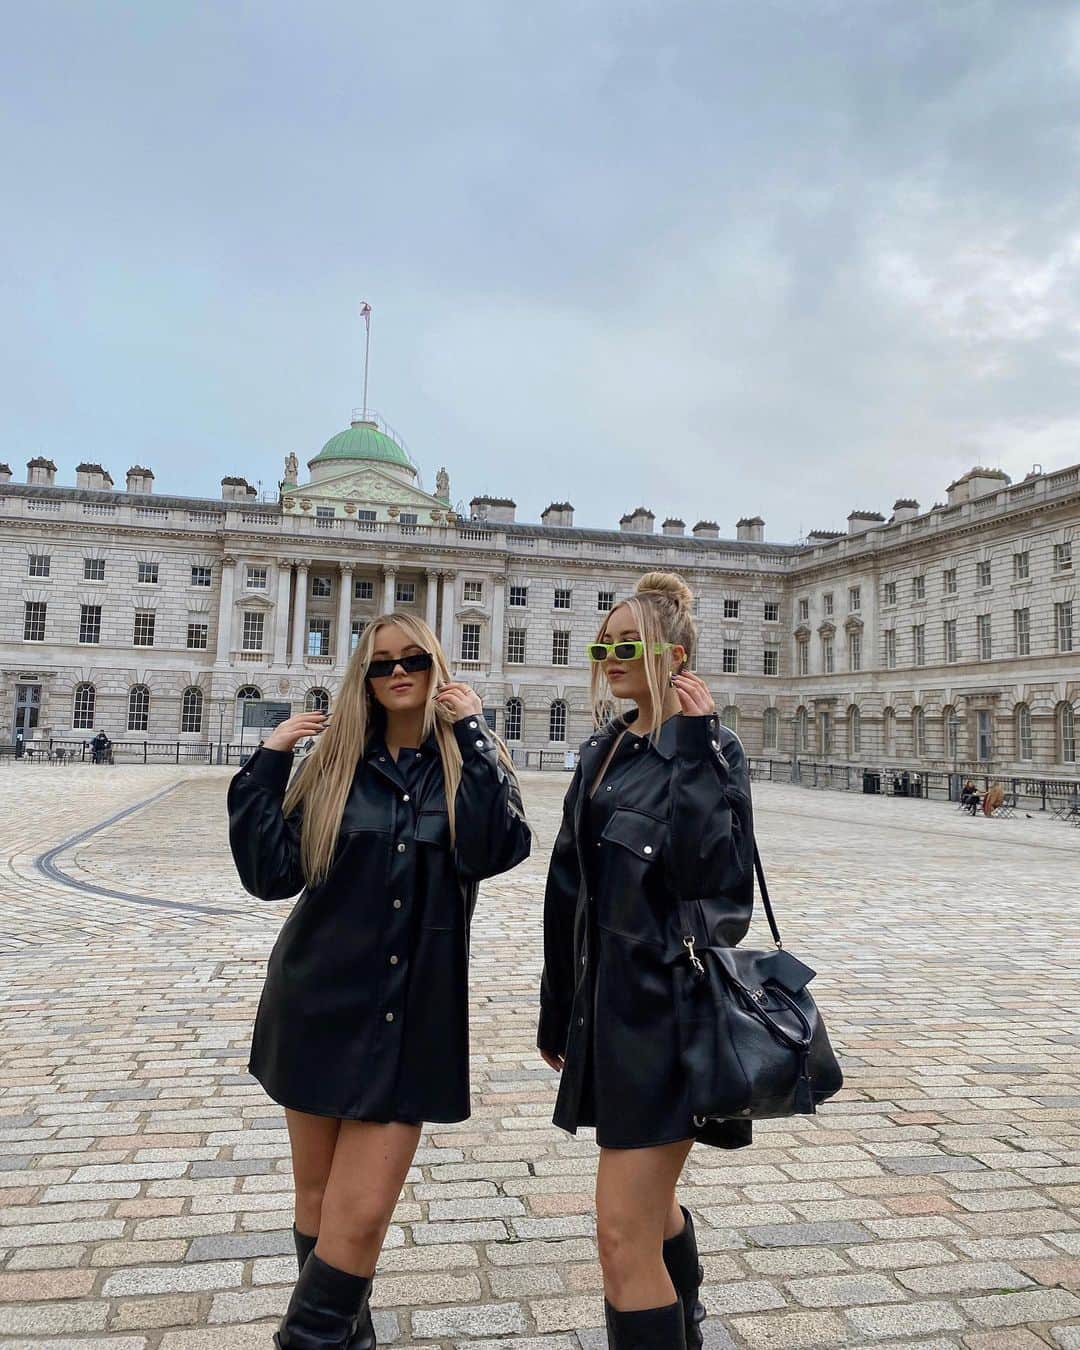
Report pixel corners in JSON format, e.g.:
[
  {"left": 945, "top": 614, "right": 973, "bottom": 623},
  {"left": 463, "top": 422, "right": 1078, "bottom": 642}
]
[
  {"left": 1016, "top": 703, "right": 1033, "bottom": 761},
  {"left": 133, "top": 611, "right": 156, "bottom": 647},
  {"left": 1060, "top": 703, "right": 1076, "bottom": 763},
  {"left": 848, "top": 586, "right": 861, "bottom": 610},
  {"left": 943, "top": 568, "right": 957, "bottom": 595},
  {"left": 883, "top": 707, "right": 895, "bottom": 755},
  {"left": 463, "top": 580, "right": 483, "bottom": 603},
  {"left": 763, "top": 648, "right": 779, "bottom": 676},
  {"left": 912, "top": 624, "right": 926, "bottom": 666},
  {"left": 180, "top": 687, "right": 203, "bottom": 734},
  {"left": 395, "top": 580, "right": 416, "bottom": 605},
  {"left": 242, "top": 612, "right": 265, "bottom": 651},
  {"left": 306, "top": 618, "right": 331, "bottom": 657},
  {"left": 821, "top": 593, "right": 833, "bottom": 617},
  {"left": 137, "top": 561, "right": 159, "bottom": 584},
  {"left": 944, "top": 707, "right": 959, "bottom": 761},
  {"left": 943, "top": 619, "right": 957, "bottom": 663},
  {"left": 763, "top": 707, "right": 779, "bottom": 750},
  {"left": 315, "top": 507, "right": 335, "bottom": 529},
  {"left": 509, "top": 584, "right": 528, "bottom": 607},
  {"left": 28, "top": 554, "right": 50, "bottom": 577},
  {"left": 552, "top": 630, "right": 570, "bottom": 665},
  {"left": 722, "top": 646, "right": 738, "bottom": 674},
  {"left": 354, "top": 578, "right": 374, "bottom": 600},
  {"left": 127, "top": 684, "right": 150, "bottom": 732},
  {"left": 798, "top": 598, "right": 809, "bottom": 623},
  {"left": 190, "top": 565, "right": 212, "bottom": 587},
  {"left": 764, "top": 600, "right": 780, "bottom": 622},
  {"left": 187, "top": 621, "right": 209, "bottom": 650},
  {"left": 460, "top": 623, "right": 481, "bottom": 662},
  {"left": 311, "top": 575, "right": 332, "bottom": 598},
  {"left": 506, "top": 629, "right": 526, "bottom": 664},
  {"left": 1054, "top": 542, "right": 1073, "bottom": 572},
  {"left": 356, "top": 510, "right": 377, "bottom": 531},
  {"left": 504, "top": 697, "right": 523, "bottom": 740},
  {"left": 399, "top": 512, "right": 418, "bottom": 532},
  {"left": 305, "top": 688, "right": 330, "bottom": 714},
  {"left": 849, "top": 706, "right": 862, "bottom": 755},
  {"left": 598, "top": 589, "right": 616, "bottom": 611},
  {"left": 84, "top": 557, "right": 106, "bottom": 581},
  {"left": 883, "top": 581, "right": 896, "bottom": 606},
  {"left": 549, "top": 699, "right": 567, "bottom": 742},
  {"left": 1056, "top": 601, "right": 1074, "bottom": 652},
  {"left": 724, "top": 598, "right": 740, "bottom": 619},
  {"left": 24, "top": 601, "right": 46, "bottom": 641},
  {"left": 976, "top": 560, "right": 992, "bottom": 588},
  {"left": 796, "top": 638, "right": 808, "bottom": 676},
  {"left": 721, "top": 705, "right": 739, "bottom": 735},
  {"left": 553, "top": 587, "right": 572, "bottom": 610},
  {"left": 1014, "top": 608, "right": 1030, "bottom": 656},
  {"left": 977, "top": 613, "right": 992, "bottom": 660},
  {"left": 822, "top": 636, "right": 834, "bottom": 673},
  {"left": 350, "top": 619, "right": 366, "bottom": 653},
  {"left": 848, "top": 631, "right": 862, "bottom": 671},
  {"left": 796, "top": 706, "right": 809, "bottom": 752},
  {"left": 913, "top": 706, "right": 927, "bottom": 757},
  {"left": 884, "top": 629, "right": 896, "bottom": 668},
  {"left": 246, "top": 566, "right": 268, "bottom": 590},
  {"left": 1013, "top": 551, "right": 1030, "bottom": 581},
  {"left": 79, "top": 605, "right": 101, "bottom": 644},
  {"left": 912, "top": 575, "right": 925, "bottom": 600},
  {"left": 73, "top": 682, "right": 96, "bottom": 729}
]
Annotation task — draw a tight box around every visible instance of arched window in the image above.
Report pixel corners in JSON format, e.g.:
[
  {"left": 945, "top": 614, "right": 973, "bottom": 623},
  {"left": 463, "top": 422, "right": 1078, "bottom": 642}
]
[
  {"left": 883, "top": 707, "right": 896, "bottom": 756},
  {"left": 848, "top": 705, "right": 862, "bottom": 756},
  {"left": 1059, "top": 702, "right": 1077, "bottom": 764},
  {"left": 181, "top": 687, "right": 204, "bottom": 734},
  {"left": 305, "top": 688, "right": 330, "bottom": 714},
  {"left": 912, "top": 706, "right": 927, "bottom": 758},
  {"left": 763, "top": 707, "right": 779, "bottom": 752},
  {"left": 504, "top": 697, "right": 523, "bottom": 741},
  {"left": 943, "top": 705, "right": 959, "bottom": 762},
  {"left": 795, "top": 706, "right": 809, "bottom": 753},
  {"left": 1016, "top": 703, "right": 1033, "bottom": 761},
  {"left": 127, "top": 684, "right": 150, "bottom": 732},
  {"left": 73, "top": 682, "right": 96, "bottom": 730},
  {"left": 549, "top": 699, "right": 568, "bottom": 743},
  {"left": 595, "top": 697, "right": 617, "bottom": 727},
  {"left": 721, "top": 705, "right": 739, "bottom": 735},
  {"left": 235, "top": 685, "right": 262, "bottom": 737}
]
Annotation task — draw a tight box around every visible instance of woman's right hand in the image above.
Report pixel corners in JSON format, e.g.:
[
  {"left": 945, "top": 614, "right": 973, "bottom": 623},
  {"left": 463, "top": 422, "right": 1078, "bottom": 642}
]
[{"left": 263, "top": 712, "right": 330, "bottom": 753}]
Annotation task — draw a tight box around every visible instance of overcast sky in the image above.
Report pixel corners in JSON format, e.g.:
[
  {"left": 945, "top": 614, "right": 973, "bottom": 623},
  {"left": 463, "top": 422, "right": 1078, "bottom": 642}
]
[{"left": 3, "top": 1, "right": 1080, "bottom": 541}]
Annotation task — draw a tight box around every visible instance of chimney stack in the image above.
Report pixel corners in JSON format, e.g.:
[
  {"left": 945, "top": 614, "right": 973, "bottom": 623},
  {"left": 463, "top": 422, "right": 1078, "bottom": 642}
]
[
  {"left": 126, "top": 465, "right": 155, "bottom": 493},
  {"left": 736, "top": 515, "right": 765, "bottom": 542},
  {"left": 890, "top": 498, "right": 920, "bottom": 523},
  {"left": 541, "top": 501, "right": 574, "bottom": 528},
  {"left": 221, "top": 475, "right": 256, "bottom": 501},
  {"left": 946, "top": 466, "right": 1010, "bottom": 506},
  {"left": 469, "top": 495, "right": 516, "bottom": 524},
  {"left": 619, "top": 507, "right": 655, "bottom": 534},
  {"left": 662, "top": 517, "right": 685, "bottom": 537},
  {"left": 691, "top": 520, "right": 719, "bottom": 540},
  {"left": 27, "top": 457, "right": 57, "bottom": 487},
  {"left": 847, "top": 509, "right": 885, "bottom": 535},
  {"left": 76, "top": 462, "right": 115, "bottom": 491}
]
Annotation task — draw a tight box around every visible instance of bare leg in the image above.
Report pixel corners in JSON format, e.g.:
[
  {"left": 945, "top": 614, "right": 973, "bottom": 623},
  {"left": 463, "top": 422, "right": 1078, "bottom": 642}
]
[
  {"left": 285, "top": 1108, "right": 341, "bottom": 1237},
  {"left": 316, "top": 1119, "right": 422, "bottom": 1277},
  {"left": 596, "top": 1138, "right": 694, "bottom": 1311}
]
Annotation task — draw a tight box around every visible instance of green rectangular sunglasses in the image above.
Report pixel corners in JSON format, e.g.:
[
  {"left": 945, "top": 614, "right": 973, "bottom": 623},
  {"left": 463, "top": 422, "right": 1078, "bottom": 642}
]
[{"left": 586, "top": 640, "right": 674, "bottom": 662}]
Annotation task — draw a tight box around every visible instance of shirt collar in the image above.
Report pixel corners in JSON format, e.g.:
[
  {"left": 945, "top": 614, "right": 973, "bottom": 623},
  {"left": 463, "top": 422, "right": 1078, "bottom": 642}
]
[{"left": 610, "top": 707, "right": 679, "bottom": 760}]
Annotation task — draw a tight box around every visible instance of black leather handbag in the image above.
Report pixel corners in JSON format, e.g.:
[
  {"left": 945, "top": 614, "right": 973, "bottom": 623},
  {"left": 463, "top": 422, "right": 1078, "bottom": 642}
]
[{"left": 673, "top": 845, "right": 843, "bottom": 1122}]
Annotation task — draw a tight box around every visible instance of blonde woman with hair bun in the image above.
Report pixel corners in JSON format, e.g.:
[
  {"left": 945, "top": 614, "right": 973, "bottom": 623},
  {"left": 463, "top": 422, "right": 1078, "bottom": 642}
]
[
  {"left": 538, "top": 572, "right": 756, "bottom": 1350},
  {"left": 227, "top": 612, "right": 530, "bottom": 1348}
]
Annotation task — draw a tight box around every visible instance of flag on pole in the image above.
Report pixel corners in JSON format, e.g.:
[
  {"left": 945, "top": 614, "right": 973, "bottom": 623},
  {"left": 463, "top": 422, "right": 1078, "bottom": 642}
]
[{"left": 360, "top": 301, "right": 372, "bottom": 328}]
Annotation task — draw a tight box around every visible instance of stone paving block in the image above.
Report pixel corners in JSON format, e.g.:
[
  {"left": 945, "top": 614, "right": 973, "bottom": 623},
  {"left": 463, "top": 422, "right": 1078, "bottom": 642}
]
[
  {"left": 846, "top": 1300, "right": 967, "bottom": 1338},
  {"left": 158, "top": 1328, "right": 280, "bottom": 1349},
  {"left": 960, "top": 1288, "right": 1080, "bottom": 1326},
  {"left": 898, "top": 1262, "right": 1033, "bottom": 1294},
  {"left": 785, "top": 1271, "right": 905, "bottom": 1307},
  {"left": 0, "top": 1299, "right": 111, "bottom": 1335},
  {"left": 110, "top": 1294, "right": 204, "bottom": 1329},
  {"left": 185, "top": 1230, "right": 293, "bottom": 1261},
  {"left": 0, "top": 1267, "right": 97, "bottom": 1301},
  {"left": 729, "top": 1309, "right": 851, "bottom": 1347},
  {"left": 101, "top": 1261, "right": 245, "bottom": 1296},
  {"left": 411, "top": 1300, "right": 527, "bottom": 1338}
]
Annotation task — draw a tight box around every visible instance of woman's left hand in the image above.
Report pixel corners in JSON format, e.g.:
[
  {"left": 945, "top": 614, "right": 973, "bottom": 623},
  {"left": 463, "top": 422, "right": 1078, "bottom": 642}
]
[
  {"left": 435, "top": 681, "right": 484, "bottom": 720},
  {"left": 671, "top": 670, "right": 716, "bottom": 716}
]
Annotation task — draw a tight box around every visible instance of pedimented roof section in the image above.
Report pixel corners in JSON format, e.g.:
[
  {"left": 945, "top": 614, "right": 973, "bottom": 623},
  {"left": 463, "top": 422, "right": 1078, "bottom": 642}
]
[{"left": 282, "top": 463, "right": 446, "bottom": 514}]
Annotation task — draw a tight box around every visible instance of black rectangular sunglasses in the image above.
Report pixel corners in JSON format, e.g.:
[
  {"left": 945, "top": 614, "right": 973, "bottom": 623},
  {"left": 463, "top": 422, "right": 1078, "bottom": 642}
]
[{"left": 366, "top": 651, "right": 434, "bottom": 679}]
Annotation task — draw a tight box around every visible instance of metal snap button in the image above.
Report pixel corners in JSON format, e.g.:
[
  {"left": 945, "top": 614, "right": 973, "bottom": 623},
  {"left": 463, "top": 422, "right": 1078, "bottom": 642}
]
[
  {"left": 578, "top": 1016, "right": 585, "bottom": 1026},
  {"left": 389, "top": 955, "right": 399, "bottom": 965},
  {"left": 590, "top": 740, "right": 598, "bottom": 746},
  {"left": 385, "top": 1011, "right": 395, "bottom": 1022},
  {"left": 475, "top": 738, "right": 485, "bottom": 748},
  {"left": 605, "top": 785, "right": 613, "bottom": 791},
  {"left": 643, "top": 844, "right": 653, "bottom": 855},
  {"left": 402, "top": 793, "right": 410, "bottom": 802},
  {"left": 396, "top": 842, "right": 406, "bottom": 853},
  {"left": 393, "top": 898, "right": 403, "bottom": 909},
  {"left": 468, "top": 719, "right": 477, "bottom": 729}
]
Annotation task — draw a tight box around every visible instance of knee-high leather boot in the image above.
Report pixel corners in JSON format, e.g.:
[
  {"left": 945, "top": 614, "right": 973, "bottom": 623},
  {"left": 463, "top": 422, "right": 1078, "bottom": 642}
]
[
  {"left": 293, "top": 1225, "right": 317, "bottom": 1274},
  {"left": 289, "top": 1230, "right": 376, "bottom": 1350},
  {"left": 663, "top": 1206, "right": 706, "bottom": 1349},
  {"left": 604, "top": 1299, "right": 687, "bottom": 1349},
  {"left": 274, "top": 1252, "right": 372, "bottom": 1349}
]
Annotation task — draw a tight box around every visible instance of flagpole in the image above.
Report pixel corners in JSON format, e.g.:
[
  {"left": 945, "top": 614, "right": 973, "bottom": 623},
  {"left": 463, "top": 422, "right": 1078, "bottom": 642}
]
[{"left": 361, "top": 302, "right": 372, "bottom": 420}]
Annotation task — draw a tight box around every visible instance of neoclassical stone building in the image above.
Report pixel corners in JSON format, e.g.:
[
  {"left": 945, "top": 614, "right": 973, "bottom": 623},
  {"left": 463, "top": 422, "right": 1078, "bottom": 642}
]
[{"left": 1, "top": 414, "right": 1076, "bottom": 776}]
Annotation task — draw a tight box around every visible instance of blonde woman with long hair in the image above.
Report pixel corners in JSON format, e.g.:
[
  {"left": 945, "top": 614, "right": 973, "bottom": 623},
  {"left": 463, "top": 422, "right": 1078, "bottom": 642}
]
[
  {"left": 228, "top": 612, "right": 530, "bottom": 1349},
  {"left": 538, "top": 572, "right": 756, "bottom": 1350}
]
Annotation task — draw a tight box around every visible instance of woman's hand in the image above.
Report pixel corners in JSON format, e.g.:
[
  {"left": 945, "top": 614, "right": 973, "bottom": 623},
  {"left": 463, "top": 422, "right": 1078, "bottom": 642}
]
[
  {"left": 540, "top": 1049, "right": 564, "bottom": 1073},
  {"left": 434, "top": 681, "right": 484, "bottom": 720},
  {"left": 263, "top": 712, "right": 330, "bottom": 753},
  {"left": 671, "top": 670, "right": 716, "bottom": 716}
]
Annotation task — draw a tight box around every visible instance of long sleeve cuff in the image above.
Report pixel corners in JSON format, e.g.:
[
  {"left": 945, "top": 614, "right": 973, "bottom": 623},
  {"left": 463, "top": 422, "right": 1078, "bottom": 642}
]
[
  {"left": 236, "top": 745, "right": 294, "bottom": 794},
  {"left": 453, "top": 714, "right": 499, "bottom": 763},
  {"left": 537, "top": 1002, "right": 570, "bottom": 1056},
  {"left": 676, "top": 712, "right": 730, "bottom": 768}
]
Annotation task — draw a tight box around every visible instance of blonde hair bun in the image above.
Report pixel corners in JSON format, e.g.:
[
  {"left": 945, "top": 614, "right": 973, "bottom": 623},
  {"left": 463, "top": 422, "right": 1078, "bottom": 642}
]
[{"left": 634, "top": 571, "right": 694, "bottom": 611}]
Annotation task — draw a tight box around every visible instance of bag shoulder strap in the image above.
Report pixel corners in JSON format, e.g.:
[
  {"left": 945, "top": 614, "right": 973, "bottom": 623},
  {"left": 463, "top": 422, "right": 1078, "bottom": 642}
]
[{"left": 753, "top": 844, "right": 783, "bottom": 949}]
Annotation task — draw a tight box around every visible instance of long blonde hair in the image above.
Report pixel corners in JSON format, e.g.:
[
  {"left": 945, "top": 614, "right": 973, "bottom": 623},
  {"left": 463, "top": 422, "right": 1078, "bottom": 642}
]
[
  {"left": 283, "top": 611, "right": 518, "bottom": 885},
  {"left": 590, "top": 571, "right": 697, "bottom": 743}
]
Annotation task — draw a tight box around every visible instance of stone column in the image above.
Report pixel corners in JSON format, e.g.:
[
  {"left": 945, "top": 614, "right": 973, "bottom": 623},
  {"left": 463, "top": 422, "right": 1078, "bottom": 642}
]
[
  {"left": 424, "top": 569, "right": 439, "bottom": 633},
  {"left": 382, "top": 565, "right": 397, "bottom": 614},
  {"left": 489, "top": 575, "right": 506, "bottom": 676},
  {"left": 439, "top": 571, "right": 457, "bottom": 661},
  {"left": 291, "top": 562, "right": 310, "bottom": 665},
  {"left": 215, "top": 556, "right": 237, "bottom": 665},
  {"left": 336, "top": 563, "right": 355, "bottom": 668},
  {"left": 272, "top": 563, "right": 292, "bottom": 666}
]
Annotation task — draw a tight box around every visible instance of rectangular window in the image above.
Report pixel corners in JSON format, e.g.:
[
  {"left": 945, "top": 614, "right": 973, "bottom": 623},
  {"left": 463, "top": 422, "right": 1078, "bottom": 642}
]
[
  {"left": 724, "top": 598, "right": 740, "bottom": 620},
  {"left": 1054, "top": 542, "right": 1073, "bottom": 572},
  {"left": 763, "top": 649, "right": 779, "bottom": 676},
  {"left": 356, "top": 509, "right": 377, "bottom": 530},
  {"left": 395, "top": 581, "right": 416, "bottom": 605},
  {"left": 849, "top": 632, "right": 862, "bottom": 671},
  {"left": 463, "top": 580, "right": 483, "bottom": 603},
  {"left": 977, "top": 709, "right": 993, "bottom": 761},
  {"left": 23, "top": 601, "right": 46, "bottom": 641},
  {"left": 554, "top": 588, "right": 572, "bottom": 610},
  {"left": 798, "top": 598, "right": 809, "bottom": 623},
  {"left": 84, "top": 557, "right": 105, "bottom": 581},
  {"left": 460, "top": 622, "right": 481, "bottom": 662},
  {"left": 764, "top": 600, "right": 780, "bottom": 622},
  {"left": 1013, "top": 551, "right": 1030, "bottom": 581},
  {"left": 822, "top": 593, "right": 833, "bottom": 617},
  {"left": 977, "top": 613, "right": 992, "bottom": 660},
  {"left": 976, "top": 560, "right": 992, "bottom": 588},
  {"left": 1056, "top": 601, "right": 1074, "bottom": 652},
  {"left": 354, "top": 578, "right": 374, "bottom": 600},
  {"left": 306, "top": 618, "right": 331, "bottom": 657},
  {"left": 509, "top": 584, "right": 528, "bottom": 607},
  {"left": 133, "top": 611, "right": 156, "bottom": 647},
  {"left": 552, "top": 630, "right": 570, "bottom": 665},
  {"left": 944, "top": 619, "right": 957, "bottom": 663},
  {"left": 822, "top": 637, "right": 834, "bottom": 673},
  {"left": 245, "top": 566, "right": 268, "bottom": 590},
  {"left": 137, "top": 561, "right": 159, "bottom": 584},
  {"left": 598, "top": 589, "right": 616, "bottom": 611},
  {"left": 912, "top": 575, "right": 925, "bottom": 600},
  {"left": 187, "top": 621, "right": 209, "bottom": 650},
  {"left": 242, "top": 612, "right": 265, "bottom": 651},
  {"left": 315, "top": 507, "right": 335, "bottom": 528},
  {"left": 722, "top": 646, "right": 738, "bottom": 674},
  {"left": 79, "top": 605, "right": 101, "bottom": 645},
  {"left": 1014, "top": 608, "right": 1031, "bottom": 657},
  {"left": 399, "top": 512, "right": 418, "bottom": 533},
  {"left": 311, "top": 575, "right": 332, "bottom": 598},
  {"left": 506, "top": 629, "right": 526, "bottom": 664},
  {"left": 28, "top": 554, "right": 51, "bottom": 577},
  {"left": 797, "top": 640, "right": 808, "bottom": 676},
  {"left": 912, "top": 624, "right": 925, "bottom": 666},
  {"left": 943, "top": 568, "right": 957, "bottom": 595},
  {"left": 350, "top": 619, "right": 366, "bottom": 653},
  {"left": 884, "top": 629, "right": 896, "bottom": 669},
  {"left": 848, "top": 586, "right": 861, "bottom": 610},
  {"left": 883, "top": 581, "right": 896, "bottom": 606},
  {"left": 190, "top": 565, "right": 212, "bottom": 587}
]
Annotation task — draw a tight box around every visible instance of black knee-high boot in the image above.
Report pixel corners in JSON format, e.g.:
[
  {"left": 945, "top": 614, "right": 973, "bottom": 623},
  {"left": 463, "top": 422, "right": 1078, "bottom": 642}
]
[
  {"left": 663, "top": 1206, "right": 706, "bottom": 1349},
  {"left": 604, "top": 1299, "right": 687, "bottom": 1349},
  {"left": 289, "top": 1230, "right": 376, "bottom": 1350},
  {"left": 275, "top": 1252, "right": 372, "bottom": 1350}
]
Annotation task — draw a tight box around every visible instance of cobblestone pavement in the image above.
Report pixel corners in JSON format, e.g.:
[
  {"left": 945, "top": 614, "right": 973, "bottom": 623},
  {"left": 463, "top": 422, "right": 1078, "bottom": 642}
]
[{"left": 1, "top": 761, "right": 1079, "bottom": 1349}]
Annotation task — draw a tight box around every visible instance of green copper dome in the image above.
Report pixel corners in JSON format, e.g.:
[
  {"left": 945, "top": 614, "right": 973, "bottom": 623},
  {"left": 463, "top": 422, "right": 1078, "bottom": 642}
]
[{"left": 310, "top": 420, "right": 410, "bottom": 469}]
